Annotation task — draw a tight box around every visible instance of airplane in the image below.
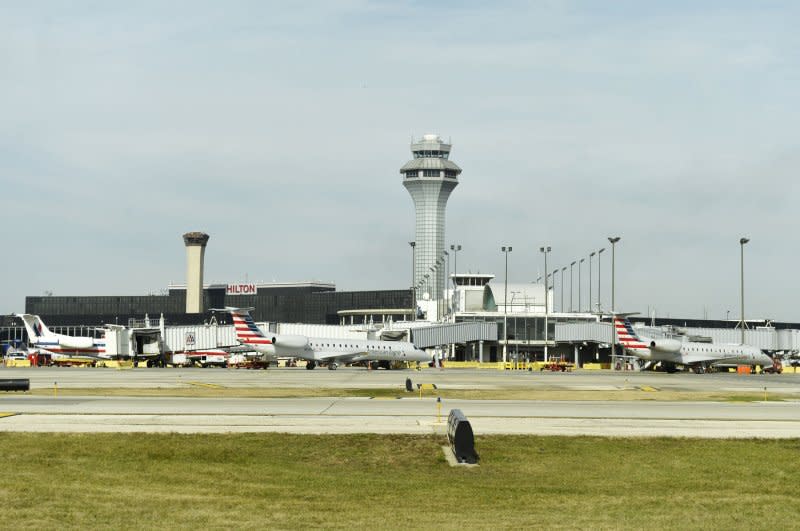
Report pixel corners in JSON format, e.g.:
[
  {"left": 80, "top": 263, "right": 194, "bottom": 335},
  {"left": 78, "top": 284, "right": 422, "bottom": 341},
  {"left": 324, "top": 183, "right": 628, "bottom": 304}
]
[
  {"left": 614, "top": 315, "right": 780, "bottom": 373},
  {"left": 16, "top": 313, "right": 161, "bottom": 362},
  {"left": 216, "top": 307, "right": 431, "bottom": 370},
  {"left": 16, "top": 313, "right": 108, "bottom": 360}
]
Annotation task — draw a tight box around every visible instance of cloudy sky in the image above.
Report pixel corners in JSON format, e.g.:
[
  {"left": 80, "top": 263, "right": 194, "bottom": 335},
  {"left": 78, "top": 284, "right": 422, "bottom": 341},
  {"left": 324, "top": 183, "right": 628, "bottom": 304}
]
[{"left": 2, "top": 1, "right": 798, "bottom": 321}]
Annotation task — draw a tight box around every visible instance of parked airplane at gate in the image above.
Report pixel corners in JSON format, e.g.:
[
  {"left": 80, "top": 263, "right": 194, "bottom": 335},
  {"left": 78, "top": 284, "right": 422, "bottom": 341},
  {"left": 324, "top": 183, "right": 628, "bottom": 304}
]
[
  {"left": 16, "top": 313, "right": 107, "bottom": 360},
  {"left": 614, "top": 315, "right": 779, "bottom": 373},
  {"left": 16, "top": 314, "right": 162, "bottom": 362},
  {"left": 216, "top": 307, "right": 431, "bottom": 370}
]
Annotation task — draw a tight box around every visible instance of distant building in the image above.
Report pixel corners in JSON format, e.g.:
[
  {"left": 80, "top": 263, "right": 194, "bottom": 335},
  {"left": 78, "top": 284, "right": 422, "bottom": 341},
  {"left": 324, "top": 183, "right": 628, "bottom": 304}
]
[{"left": 24, "top": 282, "right": 412, "bottom": 326}]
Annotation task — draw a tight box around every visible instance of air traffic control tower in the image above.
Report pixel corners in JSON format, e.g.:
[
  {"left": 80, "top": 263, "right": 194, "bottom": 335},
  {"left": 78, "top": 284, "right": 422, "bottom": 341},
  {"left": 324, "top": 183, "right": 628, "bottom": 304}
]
[{"left": 401, "top": 134, "right": 461, "bottom": 310}]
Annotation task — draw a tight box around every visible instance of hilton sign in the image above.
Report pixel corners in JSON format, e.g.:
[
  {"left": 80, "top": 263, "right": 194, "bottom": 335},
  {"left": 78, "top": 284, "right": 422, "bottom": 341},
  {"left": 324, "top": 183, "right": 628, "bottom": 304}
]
[{"left": 227, "top": 284, "right": 257, "bottom": 295}]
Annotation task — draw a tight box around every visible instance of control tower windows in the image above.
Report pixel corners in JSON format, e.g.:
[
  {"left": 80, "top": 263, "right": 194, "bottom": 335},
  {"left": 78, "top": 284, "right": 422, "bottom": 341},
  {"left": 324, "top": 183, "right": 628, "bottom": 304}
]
[
  {"left": 405, "top": 170, "right": 419, "bottom": 178},
  {"left": 422, "top": 169, "right": 441, "bottom": 177},
  {"left": 413, "top": 150, "right": 449, "bottom": 159},
  {"left": 444, "top": 170, "right": 458, "bottom": 178}
]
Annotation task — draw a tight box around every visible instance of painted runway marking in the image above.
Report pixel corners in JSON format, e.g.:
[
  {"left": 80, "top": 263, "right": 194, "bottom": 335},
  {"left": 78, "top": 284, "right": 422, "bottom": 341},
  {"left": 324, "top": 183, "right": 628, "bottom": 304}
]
[{"left": 185, "top": 381, "right": 225, "bottom": 389}]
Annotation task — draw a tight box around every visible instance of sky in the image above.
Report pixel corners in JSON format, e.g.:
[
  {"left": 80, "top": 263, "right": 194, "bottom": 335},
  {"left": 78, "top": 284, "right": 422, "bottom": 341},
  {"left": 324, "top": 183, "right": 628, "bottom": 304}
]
[{"left": 2, "top": 1, "right": 799, "bottom": 321}]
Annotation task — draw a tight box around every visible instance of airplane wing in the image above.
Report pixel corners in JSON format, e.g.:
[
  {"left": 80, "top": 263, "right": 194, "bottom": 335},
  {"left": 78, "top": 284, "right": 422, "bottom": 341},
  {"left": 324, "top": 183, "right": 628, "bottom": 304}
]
[
  {"left": 29, "top": 347, "right": 57, "bottom": 356},
  {"left": 313, "top": 351, "right": 370, "bottom": 364}
]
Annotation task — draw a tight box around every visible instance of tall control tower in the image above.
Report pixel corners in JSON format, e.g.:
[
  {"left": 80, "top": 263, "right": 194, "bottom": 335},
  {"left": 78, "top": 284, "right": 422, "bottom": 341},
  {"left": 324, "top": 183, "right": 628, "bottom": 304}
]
[{"left": 401, "top": 134, "right": 461, "bottom": 309}]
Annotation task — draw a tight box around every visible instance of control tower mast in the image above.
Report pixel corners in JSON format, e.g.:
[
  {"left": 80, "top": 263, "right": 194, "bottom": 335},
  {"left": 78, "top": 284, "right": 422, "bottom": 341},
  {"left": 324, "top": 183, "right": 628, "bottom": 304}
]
[{"left": 401, "top": 134, "right": 461, "bottom": 315}]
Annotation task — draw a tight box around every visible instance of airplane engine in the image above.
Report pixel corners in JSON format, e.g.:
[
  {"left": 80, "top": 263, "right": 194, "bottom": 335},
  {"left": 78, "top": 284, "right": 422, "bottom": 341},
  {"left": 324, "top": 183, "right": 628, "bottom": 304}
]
[
  {"left": 272, "top": 335, "right": 309, "bottom": 350},
  {"left": 649, "top": 339, "right": 682, "bottom": 353},
  {"left": 59, "top": 336, "right": 96, "bottom": 349}
]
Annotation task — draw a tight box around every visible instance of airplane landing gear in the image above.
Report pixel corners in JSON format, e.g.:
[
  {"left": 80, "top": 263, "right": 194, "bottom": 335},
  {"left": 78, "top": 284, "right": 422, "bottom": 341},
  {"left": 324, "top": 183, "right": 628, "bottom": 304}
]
[
  {"left": 328, "top": 363, "right": 338, "bottom": 370},
  {"left": 306, "top": 361, "right": 316, "bottom": 370}
]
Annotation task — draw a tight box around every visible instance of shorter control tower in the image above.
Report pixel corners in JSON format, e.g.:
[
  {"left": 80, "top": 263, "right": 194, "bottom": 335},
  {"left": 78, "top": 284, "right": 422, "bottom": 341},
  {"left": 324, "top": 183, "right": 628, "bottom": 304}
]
[
  {"left": 183, "top": 232, "right": 210, "bottom": 314},
  {"left": 401, "top": 134, "right": 461, "bottom": 317}
]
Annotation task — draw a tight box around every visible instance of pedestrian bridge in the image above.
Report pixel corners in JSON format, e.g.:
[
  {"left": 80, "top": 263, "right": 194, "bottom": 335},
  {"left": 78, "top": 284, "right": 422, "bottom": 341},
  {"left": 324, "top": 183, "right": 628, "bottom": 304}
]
[{"left": 406, "top": 322, "right": 497, "bottom": 349}]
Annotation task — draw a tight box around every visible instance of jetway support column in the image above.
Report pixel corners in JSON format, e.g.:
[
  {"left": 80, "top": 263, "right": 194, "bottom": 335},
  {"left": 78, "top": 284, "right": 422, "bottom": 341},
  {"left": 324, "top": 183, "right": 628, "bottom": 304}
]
[
  {"left": 478, "top": 340, "right": 484, "bottom": 363},
  {"left": 574, "top": 344, "right": 579, "bottom": 368}
]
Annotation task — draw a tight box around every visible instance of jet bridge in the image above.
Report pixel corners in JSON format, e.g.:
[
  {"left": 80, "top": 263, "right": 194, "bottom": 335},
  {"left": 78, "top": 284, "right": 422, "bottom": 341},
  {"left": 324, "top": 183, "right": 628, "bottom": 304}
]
[{"left": 408, "top": 322, "right": 497, "bottom": 349}]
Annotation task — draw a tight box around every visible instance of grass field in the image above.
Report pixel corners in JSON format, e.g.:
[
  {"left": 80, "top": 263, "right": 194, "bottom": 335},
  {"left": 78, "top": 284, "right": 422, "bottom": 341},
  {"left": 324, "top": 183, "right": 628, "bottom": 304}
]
[{"left": 1, "top": 433, "right": 798, "bottom": 529}]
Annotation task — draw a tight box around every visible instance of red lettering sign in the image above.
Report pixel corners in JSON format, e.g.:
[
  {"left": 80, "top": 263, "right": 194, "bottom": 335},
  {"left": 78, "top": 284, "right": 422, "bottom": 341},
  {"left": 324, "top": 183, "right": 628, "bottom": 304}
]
[{"left": 227, "top": 284, "right": 257, "bottom": 295}]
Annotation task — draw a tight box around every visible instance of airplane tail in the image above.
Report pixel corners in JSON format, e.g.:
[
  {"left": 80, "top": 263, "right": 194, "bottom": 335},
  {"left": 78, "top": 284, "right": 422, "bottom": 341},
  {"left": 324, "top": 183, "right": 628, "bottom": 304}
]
[
  {"left": 16, "top": 314, "right": 53, "bottom": 340},
  {"left": 219, "top": 307, "right": 272, "bottom": 347},
  {"left": 613, "top": 315, "right": 649, "bottom": 351}
]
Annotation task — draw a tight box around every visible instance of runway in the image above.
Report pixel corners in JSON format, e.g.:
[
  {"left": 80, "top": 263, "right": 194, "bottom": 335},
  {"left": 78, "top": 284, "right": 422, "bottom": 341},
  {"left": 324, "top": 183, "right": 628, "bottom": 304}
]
[{"left": 1, "top": 367, "right": 799, "bottom": 437}]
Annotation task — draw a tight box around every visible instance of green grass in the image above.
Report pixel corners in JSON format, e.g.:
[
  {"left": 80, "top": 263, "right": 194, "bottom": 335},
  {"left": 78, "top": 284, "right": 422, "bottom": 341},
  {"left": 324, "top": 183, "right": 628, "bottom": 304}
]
[{"left": 0, "top": 433, "right": 798, "bottom": 529}]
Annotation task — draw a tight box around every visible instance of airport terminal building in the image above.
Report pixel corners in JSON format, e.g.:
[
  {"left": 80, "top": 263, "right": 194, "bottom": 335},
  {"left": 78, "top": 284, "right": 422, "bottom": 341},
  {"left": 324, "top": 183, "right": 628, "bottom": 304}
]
[{"left": 21, "top": 282, "right": 413, "bottom": 327}]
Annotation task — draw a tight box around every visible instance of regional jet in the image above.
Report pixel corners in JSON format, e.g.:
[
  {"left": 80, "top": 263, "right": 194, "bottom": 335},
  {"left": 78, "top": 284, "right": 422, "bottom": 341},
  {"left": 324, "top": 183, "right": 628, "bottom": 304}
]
[
  {"left": 16, "top": 313, "right": 163, "bottom": 362},
  {"left": 217, "top": 307, "right": 431, "bottom": 370},
  {"left": 614, "top": 315, "right": 779, "bottom": 373},
  {"left": 16, "top": 313, "right": 108, "bottom": 360}
]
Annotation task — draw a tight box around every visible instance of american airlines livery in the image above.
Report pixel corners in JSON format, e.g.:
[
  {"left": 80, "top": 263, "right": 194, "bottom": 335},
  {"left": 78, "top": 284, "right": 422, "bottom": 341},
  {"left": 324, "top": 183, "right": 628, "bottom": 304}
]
[
  {"left": 614, "top": 315, "right": 779, "bottom": 373},
  {"left": 220, "top": 307, "right": 431, "bottom": 370},
  {"left": 16, "top": 313, "right": 107, "bottom": 359}
]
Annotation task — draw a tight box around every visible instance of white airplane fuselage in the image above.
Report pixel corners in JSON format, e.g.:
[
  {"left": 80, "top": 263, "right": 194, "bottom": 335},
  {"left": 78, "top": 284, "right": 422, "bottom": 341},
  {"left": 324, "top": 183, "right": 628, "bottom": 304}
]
[
  {"left": 224, "top": 307, "right": 429, "bottom": 368},
  {"left": 615, "top": 318, "right": 775, "bottom": 370},
  {"left": 624, "top": 342, "right": 773, "bottom": 368},
  {"left": 242, "top": 335, "right": 429, "bottom": 365},
  {"left": 301, "top": 337, "right": 430, "bottom": 364},
  {"left": 17, "top": 314, "right": 107, "bottom": 359}
]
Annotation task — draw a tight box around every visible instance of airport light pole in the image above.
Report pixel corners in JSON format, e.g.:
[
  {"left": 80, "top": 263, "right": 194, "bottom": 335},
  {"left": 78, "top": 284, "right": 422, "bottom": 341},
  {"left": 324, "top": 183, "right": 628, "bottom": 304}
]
[
  {"left": 597, "top": 248, "right": 605, "bottom": 312},
  {"left": 608, "top": 237, "right": 621, "bottom": 366},
  {"left": 444, "top": 250, "right": 450, "bottom": 317},
  {"left": 510, "top": 291, "right": 520, "bottom": 364},
  {"left": 433, "top": 259, "right": 442, "bottom": 321},
  {"left": 423, "top": 273, "right": 430, "bottom": 319},
  {"left": 578, "top": 258, "right": 584, "bottom": 313},
  {"left": 570, "top": 261, "right": 576, "bottom": 313},
  {"left": 561, "top": 266, "right": 567, "bottom": 313},
  {"left": 540, "top": 246, "right": 551, "bottom": 363},
  {"left": 438, "top": 256, "right": 445, "bottom": 321},
  {"left": 432, "top": 264, "right": 438, "bottom": 321},
  {"left": 409, "top": 242, "right": 416, "bottom": 319},
  {"left": 588, "top": 252, "right": 595, "bottom": 312},
  {"left": 501, "top": 246, "right": 512, "bottom": 363},
  {"left": 552, "top": 269, "right": 559, "bottom": 311},
  {"left": 450, "top": 244, "right": 461, "bottom": 312},
  {"left": 740, "top": 237, "right": 749, "bottom": 344}
]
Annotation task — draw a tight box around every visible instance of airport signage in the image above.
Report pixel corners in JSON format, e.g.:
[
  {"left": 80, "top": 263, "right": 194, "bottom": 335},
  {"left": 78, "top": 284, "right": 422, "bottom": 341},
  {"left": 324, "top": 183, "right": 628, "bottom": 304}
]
[
  {"left": 185, "top": 332, "right": 195, "bottom": 346},
  {"left": 227, "top": 283, "right": 257, "bottom": 295}
]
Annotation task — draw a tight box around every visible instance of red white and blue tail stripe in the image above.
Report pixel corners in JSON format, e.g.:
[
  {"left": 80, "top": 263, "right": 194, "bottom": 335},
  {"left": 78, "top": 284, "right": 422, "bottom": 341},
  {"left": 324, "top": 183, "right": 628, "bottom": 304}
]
[
  {"left": 230, "top": 309, "right": 272, "bottom": 346},
  {"left": 614, "top": 316, "right": 649, "bottom": 350}
]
